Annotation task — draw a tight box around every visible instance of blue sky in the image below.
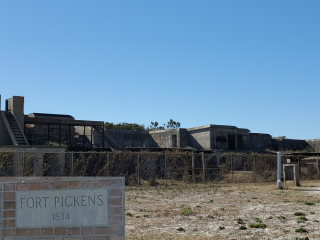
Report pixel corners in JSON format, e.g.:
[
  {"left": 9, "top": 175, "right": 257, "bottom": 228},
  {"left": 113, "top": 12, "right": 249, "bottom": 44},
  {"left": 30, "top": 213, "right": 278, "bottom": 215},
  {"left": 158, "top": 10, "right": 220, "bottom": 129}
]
[{"left": 1, "top": 1, "right": 319, "bottom": 139}]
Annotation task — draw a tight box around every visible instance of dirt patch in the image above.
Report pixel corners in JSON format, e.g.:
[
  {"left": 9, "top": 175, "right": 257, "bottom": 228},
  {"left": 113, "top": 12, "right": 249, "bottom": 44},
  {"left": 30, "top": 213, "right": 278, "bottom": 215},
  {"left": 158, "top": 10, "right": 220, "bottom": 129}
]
[{"left": 125, "top": 180, "right": 320, "bottom": 239}]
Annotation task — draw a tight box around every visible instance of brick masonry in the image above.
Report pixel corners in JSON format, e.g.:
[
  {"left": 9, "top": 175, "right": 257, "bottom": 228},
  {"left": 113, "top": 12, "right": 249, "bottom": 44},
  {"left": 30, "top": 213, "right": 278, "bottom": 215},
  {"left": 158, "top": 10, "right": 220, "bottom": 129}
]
[{"left": 0, "top": 177, "right": 125, "bottom": 240}]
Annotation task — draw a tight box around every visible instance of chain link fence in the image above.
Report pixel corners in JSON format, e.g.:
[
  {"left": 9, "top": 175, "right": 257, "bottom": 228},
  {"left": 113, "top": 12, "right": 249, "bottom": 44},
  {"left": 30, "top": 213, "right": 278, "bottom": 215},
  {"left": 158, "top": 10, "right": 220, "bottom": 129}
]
[{"left": 0, "top": 150, "right": 318, "bottom": 185}]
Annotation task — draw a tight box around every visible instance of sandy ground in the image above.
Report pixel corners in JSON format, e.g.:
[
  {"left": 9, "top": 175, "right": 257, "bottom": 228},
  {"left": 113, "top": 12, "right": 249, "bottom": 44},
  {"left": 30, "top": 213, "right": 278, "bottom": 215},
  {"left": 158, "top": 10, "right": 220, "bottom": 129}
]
[{"left": 125, "top": 180, "right": 320, "bottom": 240}]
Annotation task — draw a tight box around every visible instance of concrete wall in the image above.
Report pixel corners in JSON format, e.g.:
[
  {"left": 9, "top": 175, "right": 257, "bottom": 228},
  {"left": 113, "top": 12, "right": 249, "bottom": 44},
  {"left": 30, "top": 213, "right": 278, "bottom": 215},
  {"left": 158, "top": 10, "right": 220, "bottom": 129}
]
[
  {"left": 306, "top": 139, "right": 320, "bottom": 151},
  {"left": 272, "top": 138, "right": 309, "bottom": 151},
  {"left": 187, "top": 128, "right": 211, "bottom": 150},
  {"left": 0, "top": 112, "right": 12, "bottom": 145},
  {"left": 105, "top": 129, "right": 157, "bottom": 148},
  {"left": 149, "top": 129, "right": 188, "bottom": 149},
  {"left": 249, "top": 133, "right": 272, "bottom": 151}
]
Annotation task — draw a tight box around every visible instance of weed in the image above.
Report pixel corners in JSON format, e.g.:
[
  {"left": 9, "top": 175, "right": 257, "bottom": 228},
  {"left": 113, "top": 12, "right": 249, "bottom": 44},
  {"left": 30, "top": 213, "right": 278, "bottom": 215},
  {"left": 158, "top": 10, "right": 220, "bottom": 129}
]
[
  {"left": 220, "top": 208, "right": 225, "bottom": 210},
  {"left": 267, "top": 216, "right": 273, "bottom": 219},
  {"left": 313, "top": 220, "right": 319, "bottom": 222},
  {"left": 309, "top": 211, "right": 315, "bottom": 214},
  {"left": 249, "top": 223, "right": 267, "bottom": 228},
  {"left": 208, "top": 199, "right": 213, "bottom": 203},
  {"left": 283, "top": 230, "right": 290, "bottom": 233},
  {"left": 196, "top": 205, "right": 201, "bottom": 208},
  {"left": 294, "top": 212, "right": 305, "bottom": 216},
  {"left": 239, "top": 225, "right": 247, "bottom": 230},
  {"left": 297, "top": 216, "right": 308, "bottom": 222},
  {"left": 143, "top": 215, "right": 149, "bottom": 217},
  {"left": 181, "top": 207, "right": 193, "bottom": 216},
  {"left": 295, "top": 228, "right": 308, "bottom": 233},
  {"left": 254, "top": 218, "right": 263, "bottom": 223},
  {"left": 126, "top": 212, "right": 133, "bottom": 217},
  {"left": 149, "top": 178, "right": 159, "bottom": 186},
  {"left": 252, "top": 197, "right": 258, "bottom": 199},
  {"left": 296, "top": 237, "right": 309, "bottom": 240},
  {"left": 136, "top": 216, "right": 140, "bottom": 218},
  {"left": 235, "top": 218, "right": 244, "bottom": 224},
  {"left": 277, "top": 216, "right": 286, "bottom": 220},
  {"left": 305, "top": 202, "right": 315, "bottom": 205},
  {"left": 218, "top": 226, "right": 225, "bottom": 230},
  {"left": 176, "top": 227, "right": 185, "bottom": 232}
]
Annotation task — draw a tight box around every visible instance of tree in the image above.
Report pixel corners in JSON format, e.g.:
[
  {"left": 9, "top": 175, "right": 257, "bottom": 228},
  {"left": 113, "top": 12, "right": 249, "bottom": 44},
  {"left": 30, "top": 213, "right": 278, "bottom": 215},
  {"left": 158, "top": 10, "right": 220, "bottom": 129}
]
[
  {"left": 147, "top": 119, "right": 181, "bottom": 130},
  {"left": 104, "top": 122, "right": 145, "bottom": 131},
  {"left": 166, "top": 119, "right": 180, "bottom": 129}
]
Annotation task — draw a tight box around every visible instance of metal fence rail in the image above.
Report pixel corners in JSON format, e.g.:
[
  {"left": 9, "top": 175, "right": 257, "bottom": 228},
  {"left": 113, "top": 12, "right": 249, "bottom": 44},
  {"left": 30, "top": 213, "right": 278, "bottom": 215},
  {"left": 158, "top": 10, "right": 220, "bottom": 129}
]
[{"left": 0, "top": 151, "right": 318, "bottom": 185}]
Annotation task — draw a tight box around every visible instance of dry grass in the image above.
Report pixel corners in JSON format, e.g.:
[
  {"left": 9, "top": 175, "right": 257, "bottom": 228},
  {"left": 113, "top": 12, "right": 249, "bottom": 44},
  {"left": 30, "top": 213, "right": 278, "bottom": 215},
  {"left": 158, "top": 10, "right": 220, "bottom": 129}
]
[{"left": 125, "top": 180, "right": 320, "bottom": 239}]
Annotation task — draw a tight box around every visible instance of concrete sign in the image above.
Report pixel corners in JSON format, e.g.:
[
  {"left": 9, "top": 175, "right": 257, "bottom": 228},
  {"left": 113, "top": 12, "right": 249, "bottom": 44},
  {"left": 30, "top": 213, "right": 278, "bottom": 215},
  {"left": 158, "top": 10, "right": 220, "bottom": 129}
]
[
  {"left": 0, "top": 177, "right": 125, "bottom": 240},
  {"left": 16, "top": 189, "right": 108, "bottom": 227}
]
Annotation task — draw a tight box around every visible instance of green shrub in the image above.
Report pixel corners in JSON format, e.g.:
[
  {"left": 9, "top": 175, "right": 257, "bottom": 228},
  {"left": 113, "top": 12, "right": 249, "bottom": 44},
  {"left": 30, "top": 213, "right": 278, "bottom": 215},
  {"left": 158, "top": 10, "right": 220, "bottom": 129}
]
[
  {"left": 294, "top": 212, "right": 305, "bottom": 216},
  {"left": 149, "top": 178, "right": 159, "bottom": 186},
  {"left": 181, "top": 207, "right": 193, "bottom": 216},
  {"left": 296, "top": 237, "right": 309, "bottom": 240},
  {"left": 295, "top": 228, "right": 308, "bottom": 233},
  {"left": 235, "top": 218, "right": 244, "bottom": 224},
  {"left": 297, "top": 216, "right": 308, "bottom": 222},
  {"left": 239, "top": 225, "right": 247, "bottom": 230},
  {"left": 254, "top": 218, "right": 263, "bottom": 223},
  {"left": 249, "top": 223, "right": 267, "bottom": 228}
]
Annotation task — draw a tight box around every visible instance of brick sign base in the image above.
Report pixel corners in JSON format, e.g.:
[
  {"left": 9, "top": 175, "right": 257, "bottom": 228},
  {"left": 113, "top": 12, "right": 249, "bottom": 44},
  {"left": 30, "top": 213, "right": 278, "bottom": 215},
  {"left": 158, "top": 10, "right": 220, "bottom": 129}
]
[{"left": 0, "top": 177, "right": 125, "bottom": 240}]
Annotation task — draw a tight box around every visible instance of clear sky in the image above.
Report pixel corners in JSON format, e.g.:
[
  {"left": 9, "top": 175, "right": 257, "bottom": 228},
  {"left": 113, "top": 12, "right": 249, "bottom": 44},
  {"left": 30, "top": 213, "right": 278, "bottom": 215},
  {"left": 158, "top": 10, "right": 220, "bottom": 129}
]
[{"left": 1, "top": 1, "right": 319, "bottom": 140}]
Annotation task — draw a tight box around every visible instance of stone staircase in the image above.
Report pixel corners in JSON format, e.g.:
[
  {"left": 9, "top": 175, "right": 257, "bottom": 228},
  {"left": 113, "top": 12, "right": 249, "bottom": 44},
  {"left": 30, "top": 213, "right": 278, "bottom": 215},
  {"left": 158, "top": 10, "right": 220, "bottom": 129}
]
[{"left": 1, "top": 111, "right": 29, "bottom": 145}]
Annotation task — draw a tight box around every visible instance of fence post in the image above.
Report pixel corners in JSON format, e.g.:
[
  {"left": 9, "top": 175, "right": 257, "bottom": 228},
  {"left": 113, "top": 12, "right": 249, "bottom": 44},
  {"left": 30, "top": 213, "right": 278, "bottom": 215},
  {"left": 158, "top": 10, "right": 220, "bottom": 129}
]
[
  {"left": 277, "top": 151, "right": 282, "bottom": 189},
  {"left": 202, "top": 152, "right": 205, "bottom": 183},
  {"left": 107, "top": 152, "right": 110, "bottom": 176},
  {"left": 137, "top": 153, "right": 140, "bottom": 186},
  {"left": 22, "top": 152, "right": 24, "bottom": 176},
  {"left": 317, "top": 156, "right": 319, "bottom": 179},
  {"left": 71, "top": 152, "right": 74, "bottom": 176},
  {"left": 164, "top": 152, "right": 167, "bottom": 181},
  {"left": 192, "top": 151, "right": 195, "bottom": 183},
  {"left": 231, "top": 156, "right": 234, "bottom": 183}
]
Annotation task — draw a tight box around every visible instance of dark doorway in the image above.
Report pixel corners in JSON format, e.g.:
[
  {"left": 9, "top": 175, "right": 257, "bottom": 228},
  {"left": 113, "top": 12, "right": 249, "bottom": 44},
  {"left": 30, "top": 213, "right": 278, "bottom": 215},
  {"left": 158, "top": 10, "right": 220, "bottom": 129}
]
[
  {"left": 237, "top": 135, "right": 244, "bottom": 150},
  {"left": 228, "top": 134, "right": 235, "bottom": 150}
]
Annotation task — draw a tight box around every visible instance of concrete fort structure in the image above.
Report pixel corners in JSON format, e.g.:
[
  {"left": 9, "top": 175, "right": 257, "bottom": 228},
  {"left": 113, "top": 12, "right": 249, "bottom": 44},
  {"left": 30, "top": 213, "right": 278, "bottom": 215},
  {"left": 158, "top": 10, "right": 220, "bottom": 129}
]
[
  {"left": 0, "top": 176, "right": 125, "bottom": 240},
  {"left": 0, "top": 95, "right": 315, "bottom": 152}
]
